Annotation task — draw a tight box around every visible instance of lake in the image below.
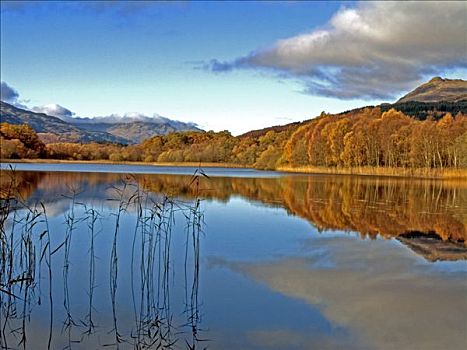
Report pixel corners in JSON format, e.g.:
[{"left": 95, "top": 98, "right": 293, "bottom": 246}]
[{"left": 1, "top": 163, "right": 466, "bottom": 350}]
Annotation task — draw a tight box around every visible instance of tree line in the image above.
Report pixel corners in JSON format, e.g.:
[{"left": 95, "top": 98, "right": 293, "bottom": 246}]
[
  {"left": 283, "top": 108, "right": 466, "bottom": 169},
  {"left": 1, "top": 107, "right": 466, "bottom": 171}
]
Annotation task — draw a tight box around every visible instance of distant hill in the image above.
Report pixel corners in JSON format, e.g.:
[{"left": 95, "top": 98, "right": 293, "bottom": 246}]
[
  {"left": 104, "top": 122, "right": 201, "bottom": 143},
  {"left": 0, "top": 101, "right": 202, "bottom": 144},
  {"left": 70, "top": 115, "right": 202, "bottom": 144},
  {"left": 397, "top": 77, "right": 467, "bottom": 103},
  {"left": 0, "top": 101, "right": 127, "bottom": 144}
]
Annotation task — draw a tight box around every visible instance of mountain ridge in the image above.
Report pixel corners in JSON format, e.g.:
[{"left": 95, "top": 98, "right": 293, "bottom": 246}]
[
  {"left": 397, "top": 77, "right": 467, "bottom": 103},
  {"left": 0, "top": 101, "right": 128, "bottom": 144},
  {"left": 0, "top": 101, "right": 202, "bottom": 144}
]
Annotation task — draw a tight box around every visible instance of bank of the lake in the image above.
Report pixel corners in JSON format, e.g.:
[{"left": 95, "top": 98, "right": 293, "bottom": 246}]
[
  {"left": 277, "top": 165, "right": 467, "bottom": 179},
  {"left": 2, "top": 158, "right": 248, "bottom": 168},
  {"left": 2, "top": 159, "right": 467, "bottom": 179}
]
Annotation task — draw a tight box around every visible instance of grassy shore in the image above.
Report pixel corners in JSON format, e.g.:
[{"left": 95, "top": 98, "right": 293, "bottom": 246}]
[
  {"left": 277, "top": 165, "right": 467, "bottom": 179},
  {"left": 2, "top": 159, "right": 466, "bottom": 179}
]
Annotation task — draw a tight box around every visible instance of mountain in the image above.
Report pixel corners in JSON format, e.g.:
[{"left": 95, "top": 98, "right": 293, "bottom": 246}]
[
  {"left": 0, "top": 102, "right": 202, "bottom": 144},
  {"left": 397, "top": 77, "right": 467, "bottom": 103},
  {"left": 0, "top": 101, "right": 128, "bottom": 144},
  {"left": 372, "top": 77, "right": 467, "bottom": 121},
  {"left": 66, "top": 114, "right": 202, "bottom": 143}
]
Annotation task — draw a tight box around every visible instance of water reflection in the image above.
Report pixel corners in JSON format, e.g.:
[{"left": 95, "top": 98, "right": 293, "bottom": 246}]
[
  {"left": 216, "top": 236, "right": 467, "bottom": 350},
  {"left": 0, "top": 168, "right": 466, "bottom": 349},
  {"left": 2, "top": 170, "right": 466, "bottom": 261},
  {"left": 0, "top": 175, "right": 205, "bottom": 349}
]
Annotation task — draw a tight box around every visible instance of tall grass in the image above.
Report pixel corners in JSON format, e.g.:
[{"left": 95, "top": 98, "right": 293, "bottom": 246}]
[
  {"left": 277, "top": 165, "right": 467, "bottom": 179},
  {"left": 0, "top": 168, "right": 207, "bottom": 349}
]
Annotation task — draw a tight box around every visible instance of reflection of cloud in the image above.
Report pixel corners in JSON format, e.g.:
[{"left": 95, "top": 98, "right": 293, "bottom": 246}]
[
  {"left": 40, "top": 199, "right": 71, "bottom": 217},
  {"left": 214, "top": 237, "right": 467, "bottom": 350},
  {"left": 248, "top": 329, "right": 361, "bottom": 350}
]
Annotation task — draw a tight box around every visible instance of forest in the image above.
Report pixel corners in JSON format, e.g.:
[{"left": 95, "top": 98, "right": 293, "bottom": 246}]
[
  {"left": 1, "top": 107, "right": 466, "bottom": 174},
  {"left": 381, "top": 100, "right": 467, "bottom": 120}
]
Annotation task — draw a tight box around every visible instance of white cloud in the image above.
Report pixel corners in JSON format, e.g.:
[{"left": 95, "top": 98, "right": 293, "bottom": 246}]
[
  {"left": 32, "top": 103, "right": 74, "bottom": 119},
  {"left": 208, "top": 2, "right": 467, "bottom": 99},
  {"left": 70, "top": 112, "right": 200, "bottom": 129},
  {"left": 74, "top": 112, "right": 173, "bottom": 124}
]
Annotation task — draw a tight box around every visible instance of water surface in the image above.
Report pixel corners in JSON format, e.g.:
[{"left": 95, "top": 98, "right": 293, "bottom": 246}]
[{"left": 1, "top": 163, "right": 466, "bottom": 350}]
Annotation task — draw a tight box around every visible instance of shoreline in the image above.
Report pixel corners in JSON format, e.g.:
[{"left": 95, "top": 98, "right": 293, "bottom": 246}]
[
  {"left": 277, "top": 166, "right": 467, "bottom": 180},
  {"left": 2, "top": 159, "right": 466, "bottom": 179},
  {"left": 1, "top": 159, "right": 248, "bottom": 168}
]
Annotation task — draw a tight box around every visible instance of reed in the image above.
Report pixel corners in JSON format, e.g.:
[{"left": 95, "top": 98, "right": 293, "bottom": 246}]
[
  {"left": 277, "top": 165, "right": 467, "bottom": 179},
  {"left": 0, "top": 168, "right": 208, "bottom": 349}
]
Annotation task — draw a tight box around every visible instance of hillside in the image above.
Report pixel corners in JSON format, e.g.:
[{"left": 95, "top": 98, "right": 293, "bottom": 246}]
[
  {"left": 241, "top": 78, "right": 467, "bottom": 136},
  {"left": 0, "top": 102, "right": 202, "bottom": 144},
  {"left": 397, "top": 77, "right": 467, "bottom": 103},
  {"left": 239, "top": 121, "right": 301, "bottom": 138},
  {"left": 381, "top": 100, "right": 467, "bottom": 121},
  {"left": 0, "top": 101, "right": 127, "bottom": 144},
  {"left": 73, "top": 119, "right": 202, "bottom": 143}
]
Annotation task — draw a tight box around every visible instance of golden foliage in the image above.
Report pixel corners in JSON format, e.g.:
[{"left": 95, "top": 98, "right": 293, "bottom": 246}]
[{"left": 2, "top": 107, "right": 466, "bottom": 175}]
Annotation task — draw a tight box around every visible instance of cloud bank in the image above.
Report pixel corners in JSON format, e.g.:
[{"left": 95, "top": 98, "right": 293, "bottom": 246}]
[
  {"left": 73, "top": 112, "right": 199, "bottom": 128},
  {"left": 207, "top": 2, "right": 467, "bottom": 100}
]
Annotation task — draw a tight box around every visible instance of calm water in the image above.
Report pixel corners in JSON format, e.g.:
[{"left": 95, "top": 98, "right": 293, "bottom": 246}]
[{"left": 1, "top": 163, "right": 466, "bottom": 350}]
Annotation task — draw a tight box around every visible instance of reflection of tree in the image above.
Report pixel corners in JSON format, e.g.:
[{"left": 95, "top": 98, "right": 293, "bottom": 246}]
[
  {"left": 142, "top": 174, "right": 466, "bottom": 245},
  {"left": 0, "top": 170, "right": 44, "bottom": 201},
  {"left": 6, "top": 171, "right": 466, "bottom": 246}
]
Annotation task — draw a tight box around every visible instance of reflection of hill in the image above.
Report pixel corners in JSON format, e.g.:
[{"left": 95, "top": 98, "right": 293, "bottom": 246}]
[
  {"left": 4, "top": 171, "right": 467, "bottom": 255},
  {"left": 397, "top": 232, "right": 467, "bottom": 262}
]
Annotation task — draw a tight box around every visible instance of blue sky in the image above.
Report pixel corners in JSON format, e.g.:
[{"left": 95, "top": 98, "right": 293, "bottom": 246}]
[{"left": 1, "top": 1, "right": 466, "bottom": 134}]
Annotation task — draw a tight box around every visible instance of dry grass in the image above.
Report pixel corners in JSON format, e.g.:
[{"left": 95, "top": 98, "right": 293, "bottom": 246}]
[{"left": 277, "top": 166, "right": 467, "bottom": 179}]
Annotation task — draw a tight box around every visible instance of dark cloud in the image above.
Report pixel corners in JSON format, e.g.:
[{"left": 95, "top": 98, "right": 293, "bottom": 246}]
[
  {"left": 0, "top": 81, "right": 19, "bottom": 103},
  {"left": 206, "top": 2, "right": 467, "bottom": 100}
]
